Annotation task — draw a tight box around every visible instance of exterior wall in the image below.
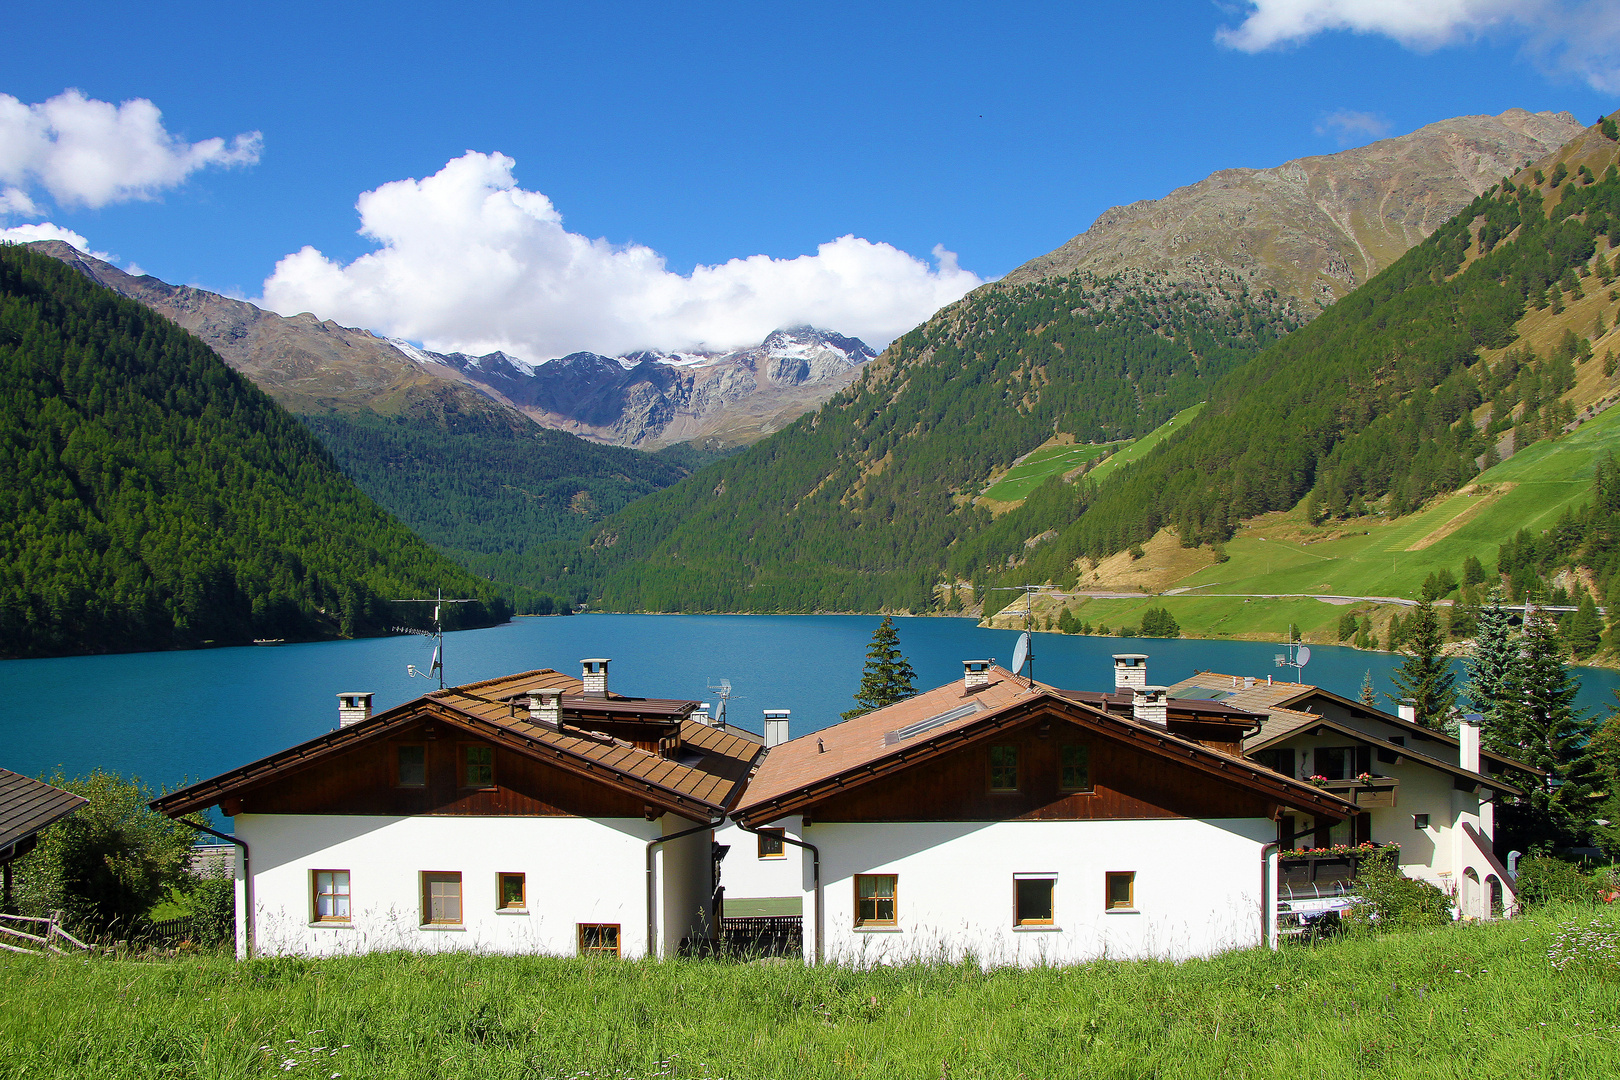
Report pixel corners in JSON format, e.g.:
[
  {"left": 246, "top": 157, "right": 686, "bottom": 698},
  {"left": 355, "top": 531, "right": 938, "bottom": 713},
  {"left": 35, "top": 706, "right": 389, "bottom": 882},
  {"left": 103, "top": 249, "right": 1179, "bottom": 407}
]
[
  {"left": 654, "top": 819, "right": 715, "bottom": 957},
  {"left": 236, "top": 812, "right": 668, "bottom": 958},
  {"left": 716, "top": 818, "right": 804, "bottom": 905},
  {"left": 801, "top": 817, "right": 1274, "bottom": 967}
]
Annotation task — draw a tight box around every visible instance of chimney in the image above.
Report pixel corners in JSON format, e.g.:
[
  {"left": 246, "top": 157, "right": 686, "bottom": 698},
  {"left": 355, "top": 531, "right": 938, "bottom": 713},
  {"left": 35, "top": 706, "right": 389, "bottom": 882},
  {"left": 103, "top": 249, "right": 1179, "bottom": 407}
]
[
  {"left": 1132, "top": 685, "right": 1168, "bottom": 728},
  {"left": 1459, "top": 713, "right": 1481, "bottom": 774},
  {"left": 963, "top": 660, "right": 992, "bottom": 690},
  {"left": 580, "top": 658, "right": 610, "bottom": 697},
  {"left": 337, "top": 692, "right": 374, "bottom": 728},
  {"left": 1114, "top": 654, "right": 1148, "bottom": 692},
  {"left": 763, "top": 709, "right": 790, "bottom": 748},
  {"left": 1398, "top": 700, "right": 1416, "bottom": 724},
  {"left": 693, "top": 702, "right": 712, "bottom": 725},
  {"left": 527, "top": 688, "right": 562, "bottom": 728}
]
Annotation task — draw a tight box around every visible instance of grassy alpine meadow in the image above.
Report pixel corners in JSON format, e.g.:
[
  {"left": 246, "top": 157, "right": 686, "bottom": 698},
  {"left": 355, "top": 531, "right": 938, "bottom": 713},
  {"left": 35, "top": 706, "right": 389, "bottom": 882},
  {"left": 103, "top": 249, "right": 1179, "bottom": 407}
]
[{"left": 2, "top": 905, "right": 1616, "bottom": 1080}]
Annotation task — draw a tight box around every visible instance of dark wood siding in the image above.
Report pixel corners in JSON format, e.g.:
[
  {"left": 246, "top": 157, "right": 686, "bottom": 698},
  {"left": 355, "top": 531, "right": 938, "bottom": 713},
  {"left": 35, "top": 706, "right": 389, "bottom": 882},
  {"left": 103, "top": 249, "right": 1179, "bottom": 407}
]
[
  {"left": 807, "top": 713, "right": 1275, "bottom": 822},
  {"left": 228, "top": 719, "right": 648, "bottom": 818}
]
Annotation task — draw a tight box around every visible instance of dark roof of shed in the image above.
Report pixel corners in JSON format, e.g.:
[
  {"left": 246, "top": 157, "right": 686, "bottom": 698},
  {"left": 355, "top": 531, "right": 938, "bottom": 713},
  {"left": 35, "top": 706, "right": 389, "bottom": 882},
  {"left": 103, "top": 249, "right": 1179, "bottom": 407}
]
[{"left": 0, "top": 769, "right": 88, "bottom": 855}]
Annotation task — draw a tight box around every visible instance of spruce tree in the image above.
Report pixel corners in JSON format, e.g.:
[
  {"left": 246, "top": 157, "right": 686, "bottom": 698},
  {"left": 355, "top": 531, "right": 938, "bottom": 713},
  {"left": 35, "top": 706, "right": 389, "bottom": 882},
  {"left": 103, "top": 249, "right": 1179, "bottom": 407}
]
[
  {"left": 843, "top": 616, "right": 919, "bottom": 720},
  {"left": 1465, "top": 594, "right": 1523, "bottom": 751},
  {"left": 1387, "top": 599, "right": 1458, "bottom": 729},
  {"left": 1566, "top": 593, "right": 1603, "bottom": 659},
  {"left": 1510, "top": 608, "right": 1598, "bottom": 842},
  {"left": 1360, "top": 670, "right": 1377, "bottom": 707}
]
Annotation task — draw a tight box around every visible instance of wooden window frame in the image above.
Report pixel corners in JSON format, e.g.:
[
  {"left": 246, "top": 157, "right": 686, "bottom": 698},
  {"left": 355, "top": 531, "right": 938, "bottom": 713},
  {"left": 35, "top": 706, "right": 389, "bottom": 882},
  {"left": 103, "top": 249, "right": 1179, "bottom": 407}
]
[
  {"left": 1105, "top": 871, "right": 1136, "bottom": 912},
  {"left": 311, "top": 869, "right": 351, "bottom": 924},
  {"left": 757, "top": 827, "right": 786, "bottom": 859},
  {"left": 578, "top": 923, "right": 621, "bottom": 957},
  {"left": 854, "top": 873, "right": 898, "bottom": 928},
  {"left": 987, "top": 744, "right": 1020, "bottom": 793},
  {"left": 394, "top": 743, "right": 427, "bottom": 788},
  {"left": 460, "top": 744, "right": 496, "bottom": 790},
  {"left": 1058, "top": 744, "right": 1093, "bottom": 793},
  {"left": 421, "top": 871, "right": 463, "bottom": 926},
  {"left": 497, "top": 872, "right": 526, "bottom": 911},
  {"left": 1013, "top": 875, "right": 1056, "bottom": 927}
]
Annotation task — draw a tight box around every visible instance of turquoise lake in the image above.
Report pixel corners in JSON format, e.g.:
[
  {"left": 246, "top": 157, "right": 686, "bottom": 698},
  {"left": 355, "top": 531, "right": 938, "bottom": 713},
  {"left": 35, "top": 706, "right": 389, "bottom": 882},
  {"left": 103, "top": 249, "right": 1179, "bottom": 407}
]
[{"left": 5, "top": 614, "right": 1618, "bottom": 792}]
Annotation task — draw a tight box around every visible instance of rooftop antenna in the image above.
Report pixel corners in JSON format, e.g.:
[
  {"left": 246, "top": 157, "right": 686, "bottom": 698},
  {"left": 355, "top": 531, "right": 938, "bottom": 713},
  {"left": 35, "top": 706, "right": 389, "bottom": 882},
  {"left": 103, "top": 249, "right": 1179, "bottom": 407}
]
[
  {"left": 1274, "top": 642, "right": 1311, "bottom": 684},
  {"left": 705, "top": 678, "right": 739, "bottom": 729},
  {"left": 393, "top": 587, "right": 478, "bottom": 689},
  {"left": 988, "top": 584, "right": 1055, "bottom": 687}
]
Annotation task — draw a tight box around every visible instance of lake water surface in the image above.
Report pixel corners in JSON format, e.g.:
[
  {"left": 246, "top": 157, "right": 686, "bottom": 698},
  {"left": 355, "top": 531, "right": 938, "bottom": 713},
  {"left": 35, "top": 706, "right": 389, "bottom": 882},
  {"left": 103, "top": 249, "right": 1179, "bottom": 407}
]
[{"left": 6, "top": 614, "right": 1618, "bottom": 792}]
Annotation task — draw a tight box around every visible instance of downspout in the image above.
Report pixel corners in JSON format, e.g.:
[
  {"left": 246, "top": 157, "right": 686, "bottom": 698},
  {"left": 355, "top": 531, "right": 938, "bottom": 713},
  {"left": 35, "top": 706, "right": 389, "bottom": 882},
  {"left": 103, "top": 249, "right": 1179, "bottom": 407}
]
[
  {"left": 646, "top": 815, "right": 724, "bottom": 960},
  {"left": 734, "top": 818, "right": 822, "bottom": 965},
  {"left": 181, "top": 821, "right": 252, "bottom": 959},
  {"left": 1260, "top": 841, "right": 1280, "bottom": 951}
]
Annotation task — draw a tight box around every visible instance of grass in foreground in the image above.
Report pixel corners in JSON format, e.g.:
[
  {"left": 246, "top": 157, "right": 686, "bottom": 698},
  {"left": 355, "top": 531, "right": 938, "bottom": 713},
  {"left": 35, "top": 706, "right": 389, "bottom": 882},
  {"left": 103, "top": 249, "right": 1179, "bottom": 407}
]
[{"left": 1, "top": 905, "right": 1615, "bottom": 1079}]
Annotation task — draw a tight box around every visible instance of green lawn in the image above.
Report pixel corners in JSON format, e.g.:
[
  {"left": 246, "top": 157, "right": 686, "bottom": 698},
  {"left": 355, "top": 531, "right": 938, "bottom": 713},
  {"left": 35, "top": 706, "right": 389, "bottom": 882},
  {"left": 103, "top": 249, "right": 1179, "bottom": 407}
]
[{"left": 2, "top": 905, "right": 1613, "bottom": 1079}]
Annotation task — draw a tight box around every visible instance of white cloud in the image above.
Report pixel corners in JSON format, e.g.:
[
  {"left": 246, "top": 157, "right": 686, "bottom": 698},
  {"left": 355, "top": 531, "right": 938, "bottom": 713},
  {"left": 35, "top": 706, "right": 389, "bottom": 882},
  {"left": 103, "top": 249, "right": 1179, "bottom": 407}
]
[
  {"left": 1217, "top": 1, "right": 1620, "bottom": 91},
  {"left": 1314, "top": 108, "right": 1392, "bottom": 144},
  {"left": 0, "top": 220, "right": 112, "bottom": 261},
  {"left": 260, "top": 151, "right": 983, "bottom": 357},
  {"left": 0, "top": 89, "right": 261, "bottom": 212}
]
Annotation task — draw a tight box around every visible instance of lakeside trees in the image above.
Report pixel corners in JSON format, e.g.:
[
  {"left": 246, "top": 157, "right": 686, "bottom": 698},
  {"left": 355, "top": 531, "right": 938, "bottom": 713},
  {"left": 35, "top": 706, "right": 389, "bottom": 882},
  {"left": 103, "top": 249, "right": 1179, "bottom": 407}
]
[{"left": 843, "top": 617, "right": 919, "bottom": 720}]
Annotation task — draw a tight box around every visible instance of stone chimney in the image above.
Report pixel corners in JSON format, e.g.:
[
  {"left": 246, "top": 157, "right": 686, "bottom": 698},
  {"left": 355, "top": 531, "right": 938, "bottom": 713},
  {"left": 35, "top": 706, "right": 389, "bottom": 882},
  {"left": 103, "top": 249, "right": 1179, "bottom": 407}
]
[
  {"left": 763, "top": 710, "right": 790, "bottom": 748},
  {"left": 337, "top": 692, "right": 374, "bottom": 728},
  {"left": 1398, "top": 700, "right": 1416, "bottom": 724},
  {"left": 1132, "top": 685, "right": 1168, "bottom": 728},
  {"left": 963, "top": 660, "right": 992, "bottom": 690},
  {"left": 527, "top": 688, "right": 562, "bottom": 728},
  {"left": 1114, "top": 654, "right": 1148, "bottom": 692},
  {"left": 581, "top": 659, "right": 610, "bottom": 697}
]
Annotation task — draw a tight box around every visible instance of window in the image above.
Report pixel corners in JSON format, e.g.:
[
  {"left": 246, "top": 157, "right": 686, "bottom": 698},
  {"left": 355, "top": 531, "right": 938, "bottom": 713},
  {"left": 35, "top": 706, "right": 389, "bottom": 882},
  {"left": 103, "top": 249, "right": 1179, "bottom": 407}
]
[
  {"left": 1253, "top": 747, "right": 1296, "bottom": 777},
  {"left": 1014, "top": 876, "right": 1055, "bottom": 926},
  {"left": 498, "top": 873, "right": 526, "bottom": 910},
  {"left": 462, "top": 745, "right": 495, "bottom": 788},
  {"left": 757, "top": 828, "right": 786, "bottom": 859},
  {"left": 1059, "top": 745, "right": 1092, "bottom": 792},
  {"left": 312, "top": 870, "right": 350, "bottom": 923},
  {"left": 421, "top": 872, "right": 463, "bottom": 925},
  {"left": 1105, "top": 872, "right": 1135, "bottom": 911},
  {"left": 396, "top": 744, "right": 426, "bottom": 787},
  {"left": 578, "top": 923, "right": 620, "bottom": 956},
  {"left": 855, "top": 874, "right": 898, "bottom": 927},
  {"left": 1313, "top": 746, "right": 1356, "bottom": 781},
  {"left": 1413, "top": 814, "right": 1431, "bottom": 830},
  {"left": 988, "top": 745, "right": 1019, "bottom": 792}
]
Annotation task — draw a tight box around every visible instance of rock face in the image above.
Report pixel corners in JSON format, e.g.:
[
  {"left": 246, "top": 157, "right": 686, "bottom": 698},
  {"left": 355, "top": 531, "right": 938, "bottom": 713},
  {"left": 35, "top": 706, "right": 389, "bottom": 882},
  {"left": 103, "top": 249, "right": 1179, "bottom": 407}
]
[
  {"left": 407, "top": 327, "right": 876, "bottom": 449},
  {"left": 1004, "top": 109, "right": 1584, "bottom": 310}
]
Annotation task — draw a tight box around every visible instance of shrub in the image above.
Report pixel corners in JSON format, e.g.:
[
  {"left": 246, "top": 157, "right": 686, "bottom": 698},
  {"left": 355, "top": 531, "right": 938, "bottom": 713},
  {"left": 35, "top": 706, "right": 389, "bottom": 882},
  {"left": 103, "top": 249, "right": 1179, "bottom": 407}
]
[
  {"left": 1347, "top": 850, "right": 1452, "bottom": 930},
  {"left": 1515, "top": 855, "right": 1605, "bottom": 906}
]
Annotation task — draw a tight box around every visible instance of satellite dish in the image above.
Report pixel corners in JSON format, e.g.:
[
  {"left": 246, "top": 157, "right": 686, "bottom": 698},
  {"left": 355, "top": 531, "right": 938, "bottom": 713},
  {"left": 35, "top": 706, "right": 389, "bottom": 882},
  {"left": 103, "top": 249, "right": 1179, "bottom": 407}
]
[
  {"left": 1297, "top": 646, "right": 1311, "bottom": 667},
  {"left": 1011, "top": 632, "right": 1031, "bottom": 675}
]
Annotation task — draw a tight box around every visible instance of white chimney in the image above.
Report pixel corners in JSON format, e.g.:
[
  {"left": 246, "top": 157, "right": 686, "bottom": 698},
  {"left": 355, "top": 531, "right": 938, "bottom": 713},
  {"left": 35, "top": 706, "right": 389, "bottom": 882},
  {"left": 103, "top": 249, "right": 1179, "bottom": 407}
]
[
  {"left": 1132, "top": 685, "right": 1168, "bottom": 728},
  {"left": 1114, "top": 654, "right": 1148, "bottom": 691},
  {"left": 581, "top": 658, "right": 610, "bottom": 697},
  {"left": 963, "top": 660, "right": 992, "bottom": 690},
  {"left": 693, "top": 702, "right": 712, "bottom": 725},
  {"left": 763, "top": 709, "right": 790, "bottom": 748},
  {"left": 337, "top": 692, "right": 374, "bottom": 728},
  {"left": 1459, "top": 713, "right": 1481, "bottom": 774},
  {"left": 527, "top": 688, "right": 562, "bottom": 728},
  {"left": 1398, "top": 700, "right": 1416, "bottom": 724}
]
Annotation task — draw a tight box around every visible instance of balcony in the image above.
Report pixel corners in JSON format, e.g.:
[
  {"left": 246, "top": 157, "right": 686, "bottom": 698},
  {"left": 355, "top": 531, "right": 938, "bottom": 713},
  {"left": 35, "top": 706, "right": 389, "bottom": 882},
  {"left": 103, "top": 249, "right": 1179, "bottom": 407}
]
[{"left": 1311, "top": 775, "right": 1399, "bottom": 808}]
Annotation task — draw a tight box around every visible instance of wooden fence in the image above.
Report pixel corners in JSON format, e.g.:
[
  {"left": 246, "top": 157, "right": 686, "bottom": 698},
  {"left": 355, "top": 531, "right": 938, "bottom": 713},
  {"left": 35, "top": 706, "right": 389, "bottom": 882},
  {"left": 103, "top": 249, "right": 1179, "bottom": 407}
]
[{"left": 0, "top": 912, "right": 90, "bottom": 955}]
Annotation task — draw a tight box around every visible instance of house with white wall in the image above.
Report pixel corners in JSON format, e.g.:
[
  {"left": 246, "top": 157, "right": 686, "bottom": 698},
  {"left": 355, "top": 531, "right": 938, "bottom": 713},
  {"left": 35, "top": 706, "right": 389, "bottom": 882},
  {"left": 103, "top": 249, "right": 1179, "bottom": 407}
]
[
  {"left": 1163, "top": 671, "right": 1534, "bottom": 918},
  {"left": 730, "top": 661, "right": 1357, "bottom": 967},
  {"left": 154, "top": 661, "right": 761, "bottom": 959}
]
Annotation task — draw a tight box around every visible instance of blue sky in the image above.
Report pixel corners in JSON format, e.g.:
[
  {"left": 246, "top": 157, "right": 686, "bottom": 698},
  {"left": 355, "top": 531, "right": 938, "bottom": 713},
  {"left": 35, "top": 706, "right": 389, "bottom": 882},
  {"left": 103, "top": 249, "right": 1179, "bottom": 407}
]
[{"left": 5, "top": 1, "right": 1618, "bottom": 357}]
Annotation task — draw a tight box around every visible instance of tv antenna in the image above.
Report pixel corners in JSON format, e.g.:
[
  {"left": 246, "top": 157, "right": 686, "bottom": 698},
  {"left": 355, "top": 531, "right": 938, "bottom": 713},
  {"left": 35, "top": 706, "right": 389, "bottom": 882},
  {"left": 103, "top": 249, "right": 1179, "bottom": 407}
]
[
  {"left": 1274, "top": 642, "right": 1311, "bottom": 683},
  {"left": 986, "top": 584, "right": 1063, "bottom": 687},
  {"left": 706, "top": 678, "right": 740, "bottom": 728},
  {"left": 393, "top": 588, "right": 479, "bottom": 689}
]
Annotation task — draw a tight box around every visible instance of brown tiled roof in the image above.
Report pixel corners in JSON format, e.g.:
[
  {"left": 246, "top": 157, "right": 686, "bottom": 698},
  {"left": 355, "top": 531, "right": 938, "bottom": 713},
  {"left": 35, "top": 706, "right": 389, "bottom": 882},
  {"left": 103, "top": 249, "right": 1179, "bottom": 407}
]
[
  {"left": 735, "top": 667, "right": 1357, "bottom": 824},
  {"left": 153, "top": 669, "right": 761, "bottom": 821},
  {"left": 0, "top": 769, "right": 87, "bottom": 857},
  {"left": 1058, "top": 689, "right": 1263, "bottom": 725}
]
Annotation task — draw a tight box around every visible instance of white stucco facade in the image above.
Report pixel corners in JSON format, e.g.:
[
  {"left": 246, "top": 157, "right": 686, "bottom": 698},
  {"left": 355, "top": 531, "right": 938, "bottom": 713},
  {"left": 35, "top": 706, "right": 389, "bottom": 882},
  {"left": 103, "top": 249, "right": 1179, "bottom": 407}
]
[
  {"left": 757, "top": 816, "right": 1275, "bottom": 967},
  {"left": 715, "top": 817, "right": 805, "bottom": 910},
  {"left": 231, "top": 813, "right": 714, "bottom": 959}
]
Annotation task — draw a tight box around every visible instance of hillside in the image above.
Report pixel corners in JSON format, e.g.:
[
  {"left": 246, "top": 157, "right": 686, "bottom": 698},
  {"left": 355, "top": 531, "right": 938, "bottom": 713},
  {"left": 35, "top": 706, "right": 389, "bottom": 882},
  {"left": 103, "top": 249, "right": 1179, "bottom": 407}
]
[
  {"left": 0, "top": 245, "right": 508, "bottom": 657},
  {"left": 1006, "top": 109, "right": 1581, "bottom": 311}
]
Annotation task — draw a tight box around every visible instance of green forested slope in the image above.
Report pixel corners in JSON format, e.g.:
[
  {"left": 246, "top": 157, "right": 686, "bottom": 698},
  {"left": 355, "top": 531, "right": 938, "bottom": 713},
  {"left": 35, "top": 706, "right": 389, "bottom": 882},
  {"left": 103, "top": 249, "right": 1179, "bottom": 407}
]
[
  {"left": 541, "top": 272, "right": 1298, "bottom": 612},
  {"left": 0, "top": 245, "right": 508, "bottom": 657}
]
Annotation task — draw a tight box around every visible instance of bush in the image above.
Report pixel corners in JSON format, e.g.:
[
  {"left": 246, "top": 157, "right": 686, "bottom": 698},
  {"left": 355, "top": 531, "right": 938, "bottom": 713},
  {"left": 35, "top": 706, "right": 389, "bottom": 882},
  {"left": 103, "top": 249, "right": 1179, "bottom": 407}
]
[
  {"left": 1515, "top": 855, "right": 1605, "bottom": 907},
  {"left": 190, "top": 875, "right": 236, "bottom": 948},
  {"left": 1347, "top": 851, "right": 1452, "bottom": 930}
]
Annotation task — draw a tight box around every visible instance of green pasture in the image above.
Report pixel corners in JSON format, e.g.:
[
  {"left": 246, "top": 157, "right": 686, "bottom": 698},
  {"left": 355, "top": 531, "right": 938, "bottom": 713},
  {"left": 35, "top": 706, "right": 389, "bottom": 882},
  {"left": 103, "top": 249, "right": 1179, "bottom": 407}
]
[
  {"left": 2, "top": 905, "right": 1614, "bottom": 1079},
  {"left": 981, "top": 441, "right": 1122, "bottom": 502},
  {"left": 1060, "top": 594, "right": 1354, "bottom": 641},
  {"left": 1086, "top": 402, "right": 1206, "bottom": 485}
]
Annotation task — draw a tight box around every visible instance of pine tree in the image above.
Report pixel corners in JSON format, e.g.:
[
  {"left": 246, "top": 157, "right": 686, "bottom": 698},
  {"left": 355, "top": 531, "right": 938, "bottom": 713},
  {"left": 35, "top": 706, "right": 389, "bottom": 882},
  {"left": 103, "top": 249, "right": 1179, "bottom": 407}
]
[
  {"left": 1360, "top": 670, "right": 1377, "bottom": 707},
  {"left": 1509, "top": 607, "right": 1598, "bottom": 841},
  {"left": 1465, "top": 594, "right": 1522, "bottom": 751},
  {"left": 1566, "top": 592, "right": 1603, "bottom": 659},
  {"left": 1387, "top": 599, "right": 1458, "bottom": 729},
  {"left": 843, "top": 616, "right": 919, "bottom": 720}
]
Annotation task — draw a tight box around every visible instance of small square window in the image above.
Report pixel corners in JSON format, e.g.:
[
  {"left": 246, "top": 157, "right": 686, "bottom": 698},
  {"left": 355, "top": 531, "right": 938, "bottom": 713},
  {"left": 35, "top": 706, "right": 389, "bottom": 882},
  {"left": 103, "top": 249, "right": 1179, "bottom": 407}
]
[
  {"left": 855, "top": 874, "right": 897, "bottom": 927},
  {"left": 578, "top": 923, "right": 620, "bottom": 956},
  {"left": 422, "top": 872, "right": 463, "bottom": 925},
  {"left": 988, "top": 745, "right": 1019, "bottom": 792},
  {"left": 498, "top": 873, "right": 526, "bottom": 910},
  {"left": 1413, "top": 814, "right": 1430, "bottom": 830},
  {"left": 1060, "top": 745, "right": 1092, "bottom": 792},
  {"left": 397, "top": 745, "right": 426, "bottom": 787},
  {"left": 1105, "top": 871, "right": 1135, "bottom": 911},
  {"left": 1015, "top": 877, "right": 1055, "bottom": 925},
  {"left": 312, "top": 870, "right": 350, "bottom": 923},
  {"left": 757, "top": 828, "right": 786, "bottom": 859},
  {"left": 463, "top": 745, "right": 495, "bottom": 788}
]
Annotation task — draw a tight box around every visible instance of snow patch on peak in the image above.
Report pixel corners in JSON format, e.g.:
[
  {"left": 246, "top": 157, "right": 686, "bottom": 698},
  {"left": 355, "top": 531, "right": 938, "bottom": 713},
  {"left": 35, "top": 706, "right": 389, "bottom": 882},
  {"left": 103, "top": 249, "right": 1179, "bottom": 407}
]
[{"left": 387, "top": 338, "right": 446, "bottom": 366}]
